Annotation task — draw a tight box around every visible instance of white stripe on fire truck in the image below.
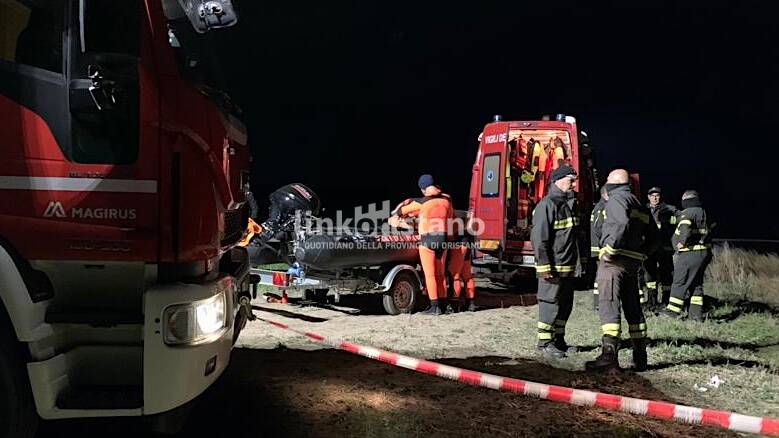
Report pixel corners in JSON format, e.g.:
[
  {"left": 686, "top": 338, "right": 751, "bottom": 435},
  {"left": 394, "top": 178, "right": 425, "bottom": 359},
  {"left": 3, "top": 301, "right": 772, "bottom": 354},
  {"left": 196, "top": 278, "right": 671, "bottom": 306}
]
[{"left": 0, "top": 177, "right": 157, "bottom": 193}]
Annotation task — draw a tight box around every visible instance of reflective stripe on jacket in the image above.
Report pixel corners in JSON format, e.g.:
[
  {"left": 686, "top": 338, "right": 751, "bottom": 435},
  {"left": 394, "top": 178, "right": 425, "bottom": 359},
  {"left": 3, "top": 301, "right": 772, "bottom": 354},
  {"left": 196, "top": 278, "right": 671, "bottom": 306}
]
[
  {"left": 531, "top": 185, "right": 581, "bottom": 277},
  {"left": 590, "top": 198, "right": 607, "bottom": 257},
  {"left": 672, "top": 204, "right": 712, "bottom": 253}
]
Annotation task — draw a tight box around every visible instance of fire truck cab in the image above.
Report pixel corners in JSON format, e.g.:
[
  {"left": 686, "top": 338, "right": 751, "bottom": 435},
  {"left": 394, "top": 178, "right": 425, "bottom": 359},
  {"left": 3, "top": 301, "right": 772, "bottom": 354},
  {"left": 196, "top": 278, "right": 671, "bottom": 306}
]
[
  {"left": 468, "top": 115, "right": 598, "bottom": 279},
  {"left": 0, "top": 0, "right": 250, "bottom": 435}
]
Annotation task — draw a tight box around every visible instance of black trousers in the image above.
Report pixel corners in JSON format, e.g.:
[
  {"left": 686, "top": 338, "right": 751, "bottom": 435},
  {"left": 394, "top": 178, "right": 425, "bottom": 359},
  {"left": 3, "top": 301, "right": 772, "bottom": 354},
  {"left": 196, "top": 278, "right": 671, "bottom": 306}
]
[
  {"left": 597, "top": 258, "right": 647, "bottom": 340},
  {"left": 667, "top": 251, "right": 712, "bottom": 314},
  {"left": 643, "top": 251, "right": 674, "bottom": 304},
  {"left": 537, "top": 277, "right": 575, "bottom": 347}
]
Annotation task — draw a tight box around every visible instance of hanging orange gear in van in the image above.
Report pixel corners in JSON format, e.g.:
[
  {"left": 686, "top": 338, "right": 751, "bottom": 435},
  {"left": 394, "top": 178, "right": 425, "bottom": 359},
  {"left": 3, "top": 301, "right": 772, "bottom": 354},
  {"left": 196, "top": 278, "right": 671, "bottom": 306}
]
[
  {"left": 534, "top": 140, "right": 550, "bottom": 200},
  {"left": 510, "top": 136, "right": 528, "bottom": 169},
  {"left": 522, "top": 139, "right": 541, "bottom": 184},
  {"left": 549, "top": 137, "right": 567, "bottom": 171}
]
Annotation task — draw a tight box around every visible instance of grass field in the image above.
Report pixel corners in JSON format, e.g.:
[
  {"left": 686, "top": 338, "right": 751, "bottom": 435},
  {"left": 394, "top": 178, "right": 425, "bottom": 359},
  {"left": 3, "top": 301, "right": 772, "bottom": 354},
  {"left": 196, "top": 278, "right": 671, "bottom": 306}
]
[
  {"left": 552, "top": 294, "right": 779, "bottom": 419},
  {"left": 233, "top": 247, "right": 779, "bottom": 435},
  {"left": 706, "top": 244, "right": 779, "bottom": 307}
]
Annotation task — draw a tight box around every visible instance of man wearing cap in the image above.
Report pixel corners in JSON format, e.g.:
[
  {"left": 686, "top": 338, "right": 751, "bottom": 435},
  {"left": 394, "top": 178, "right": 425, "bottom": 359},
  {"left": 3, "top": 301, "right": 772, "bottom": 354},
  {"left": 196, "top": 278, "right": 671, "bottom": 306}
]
[
  {"left": 659, "top": 190, "right": 714, "bottom": 321},
  {"left": 585, "top": 169, "right": 659, "bottom": 372},
  {"left": 392, "top": 174, "right": 454, "bottom": 316},
  {"left": 642, "top": 187, "right": 679, "bottom": 310},
  {"left": 531, "top": 164, "right": 582, "bottom": 358}
]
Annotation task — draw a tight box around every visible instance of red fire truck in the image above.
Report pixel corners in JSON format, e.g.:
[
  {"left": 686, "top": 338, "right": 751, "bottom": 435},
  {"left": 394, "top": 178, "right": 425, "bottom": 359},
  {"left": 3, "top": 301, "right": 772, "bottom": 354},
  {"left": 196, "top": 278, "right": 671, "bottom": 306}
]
[
  {"left": 0, "top": 0, "right": 250, "bottom": 435},
  {"left": 467, "top": 115, "right": 599, "bottom": 283}
]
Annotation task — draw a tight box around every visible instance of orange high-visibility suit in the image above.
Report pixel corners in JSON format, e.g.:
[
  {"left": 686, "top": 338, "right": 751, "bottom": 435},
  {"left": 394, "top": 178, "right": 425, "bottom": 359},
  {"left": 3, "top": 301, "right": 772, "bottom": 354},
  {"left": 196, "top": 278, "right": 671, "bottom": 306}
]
[
  {"left": 239, "top": 218, "right": 263, "bottom": 247},
  {"left": 548, "top": 139, "right": 566, "bottom": 171},
  {"left": 397, "top": 188, "right": 454, "bottom": 301},
  {"left": 447, "top": 244, "right": 475, "bottom": 300},
  {"left": 534, "top": 141, "right": 566, "bottom": 200}
]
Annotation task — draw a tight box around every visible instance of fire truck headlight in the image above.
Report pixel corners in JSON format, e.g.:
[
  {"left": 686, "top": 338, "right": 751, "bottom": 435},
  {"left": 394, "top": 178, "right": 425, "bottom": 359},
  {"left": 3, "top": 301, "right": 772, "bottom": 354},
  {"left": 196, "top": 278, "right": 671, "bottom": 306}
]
[{"left": 163, "top": 292, "right": 227, "bottom": 345}]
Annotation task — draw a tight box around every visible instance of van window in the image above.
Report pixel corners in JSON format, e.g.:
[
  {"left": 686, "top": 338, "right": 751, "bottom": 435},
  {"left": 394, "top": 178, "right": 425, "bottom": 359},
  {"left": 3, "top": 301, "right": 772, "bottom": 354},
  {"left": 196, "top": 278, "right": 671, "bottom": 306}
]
[
  {"left": 0, "top": 0, "right": 64, "bottom": 72},
  {"left": 482, "top": 154, "right": 501, "bottom": 197}
]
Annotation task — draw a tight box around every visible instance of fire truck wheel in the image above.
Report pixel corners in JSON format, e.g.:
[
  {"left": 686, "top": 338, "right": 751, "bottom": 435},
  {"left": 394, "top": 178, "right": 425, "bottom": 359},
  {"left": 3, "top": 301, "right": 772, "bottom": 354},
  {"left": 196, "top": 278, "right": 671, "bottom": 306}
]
[
  {"left": 0, "top": 317, "right": 37, "bottom": 438},
  {"left": 382, "top": 271, "right": 420, "bottom": 315}
]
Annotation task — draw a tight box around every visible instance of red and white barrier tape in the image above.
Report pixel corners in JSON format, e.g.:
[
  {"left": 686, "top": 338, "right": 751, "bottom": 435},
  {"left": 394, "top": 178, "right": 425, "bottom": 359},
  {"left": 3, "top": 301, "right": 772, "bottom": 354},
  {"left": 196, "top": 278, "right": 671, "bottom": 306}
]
[{"left": 256, "top": 314, "right": 779, "bottom": 436}]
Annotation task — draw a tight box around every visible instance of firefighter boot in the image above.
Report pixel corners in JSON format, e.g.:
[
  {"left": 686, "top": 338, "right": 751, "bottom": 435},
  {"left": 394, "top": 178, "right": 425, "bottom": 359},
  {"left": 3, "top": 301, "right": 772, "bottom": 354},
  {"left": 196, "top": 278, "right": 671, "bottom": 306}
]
[
  {"left": 688, "top": 304, "right": 703, "bottom": 321},
  {"left": 585, "top": 336, "right": 621, "bottom": 372},
  {"left": 538, "top": 343, "right": 567, "bottom": 359},
  {"left": 640, "top": 288, "right": 654, "bottom": 312},
  {"left": 657, "top": 308, "right": 681, "bottom": 319},
  {"left": 445, "top": 299, "right": 460, "bottom": 314},
  {"left": 554, "top": 334, "right": 578, "bottom": 354},
  {"left": 631, "top": 338, "right": 648, "bottom": 372},
  {"left": 660, "top": 287, "right": 671, "bottom": 308},
  {"left": 462, "top": 299, "right": 477, "bottom": 312},
  {"left": 645, "top": 289, "right": 658, "bottom": 312},
  {"left": 421, "top": 300, "right": 442, "bottom": 316}
]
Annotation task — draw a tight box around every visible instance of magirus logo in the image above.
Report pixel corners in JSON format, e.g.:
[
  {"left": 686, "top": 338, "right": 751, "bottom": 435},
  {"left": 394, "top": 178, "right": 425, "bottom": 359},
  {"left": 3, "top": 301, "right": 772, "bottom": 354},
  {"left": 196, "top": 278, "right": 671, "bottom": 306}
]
[
  {"left": 43, "top": 201, "right": 137, "bottom": 220},
  {"left": 43, "top": 201, "right": 67, "bottom": 218}
]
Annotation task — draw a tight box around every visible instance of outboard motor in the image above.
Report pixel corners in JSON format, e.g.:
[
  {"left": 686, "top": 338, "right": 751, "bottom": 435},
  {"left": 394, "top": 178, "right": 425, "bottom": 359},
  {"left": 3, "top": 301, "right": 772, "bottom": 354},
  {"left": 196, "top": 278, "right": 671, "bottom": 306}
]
[
  {"left": 263, "top": 183, "right": 320, "bottom": 236},
  {"left": 248, "top": 183, "right": 321, "bottom": 266}
]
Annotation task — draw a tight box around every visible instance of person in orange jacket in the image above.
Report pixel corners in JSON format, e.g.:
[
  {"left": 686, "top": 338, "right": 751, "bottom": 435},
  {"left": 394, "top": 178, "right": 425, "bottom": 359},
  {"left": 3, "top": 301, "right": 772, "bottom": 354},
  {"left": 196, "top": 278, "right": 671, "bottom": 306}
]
[
  {"left": 447, "top": 212, "right": 477, "bottom": 312},
  {"left": 392, "top": 174, "right": 454, "bottom": 315},
  {"left": 239, "top": 217, "right": 263, "bottom": 247}
]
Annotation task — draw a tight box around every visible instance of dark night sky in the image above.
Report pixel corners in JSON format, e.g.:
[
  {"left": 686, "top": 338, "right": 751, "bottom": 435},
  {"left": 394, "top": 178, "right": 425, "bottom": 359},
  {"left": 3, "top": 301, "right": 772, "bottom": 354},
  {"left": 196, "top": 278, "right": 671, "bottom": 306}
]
[{"left": 215, "top": 0, "right": 778, "bottom": 239}]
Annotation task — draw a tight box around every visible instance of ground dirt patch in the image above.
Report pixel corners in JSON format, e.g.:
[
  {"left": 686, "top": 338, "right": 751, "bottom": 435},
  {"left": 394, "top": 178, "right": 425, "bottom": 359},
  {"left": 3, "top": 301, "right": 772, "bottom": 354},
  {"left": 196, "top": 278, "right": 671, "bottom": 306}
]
[
  {"left": 36, "top": 276, "right": 778, "bottom": 437},
  {"left": 38, "top": 349, "right": 741, "bottom": 438}
]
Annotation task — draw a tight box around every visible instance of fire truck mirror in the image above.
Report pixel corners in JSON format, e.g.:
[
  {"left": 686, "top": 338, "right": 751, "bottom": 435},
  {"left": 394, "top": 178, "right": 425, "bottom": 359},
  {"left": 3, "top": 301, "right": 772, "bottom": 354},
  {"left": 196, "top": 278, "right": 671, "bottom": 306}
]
[
  {"left": 70, "top": 53, "right": 138, "bottom": 112},
  {"left": 175, "top": 0, "right": 239, "bottom": 34}
]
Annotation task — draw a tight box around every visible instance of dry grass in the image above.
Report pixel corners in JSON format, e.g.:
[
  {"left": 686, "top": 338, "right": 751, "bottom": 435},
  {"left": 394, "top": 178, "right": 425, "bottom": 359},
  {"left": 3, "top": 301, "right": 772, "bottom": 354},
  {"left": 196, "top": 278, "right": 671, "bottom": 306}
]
[{"left": 705, "top": 245, "right": 779, "bottom": 307}]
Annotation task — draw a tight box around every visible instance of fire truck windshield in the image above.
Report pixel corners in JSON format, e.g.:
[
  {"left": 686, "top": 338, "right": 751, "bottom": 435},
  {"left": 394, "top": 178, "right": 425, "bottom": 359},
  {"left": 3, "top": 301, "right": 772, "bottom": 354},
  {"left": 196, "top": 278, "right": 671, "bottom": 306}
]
[
  {"left": 167, "top": 20, "right": 241, "bottom": 116},
  {"left": 167, "top": 20, "right": 222, "bottom": 86}
]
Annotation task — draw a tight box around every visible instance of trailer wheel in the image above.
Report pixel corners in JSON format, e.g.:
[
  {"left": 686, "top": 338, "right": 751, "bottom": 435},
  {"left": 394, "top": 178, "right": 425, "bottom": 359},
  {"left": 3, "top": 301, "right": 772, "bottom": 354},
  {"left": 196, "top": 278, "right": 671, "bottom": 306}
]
[
  {"left": 304, "top": 289, "right": 329, "bottom": 303},
  {"left": 0, "top": 317, "right": 37, "bottom": 438},
  {"left": 383, "top": 271, "right": 420, "bottom": 315}
]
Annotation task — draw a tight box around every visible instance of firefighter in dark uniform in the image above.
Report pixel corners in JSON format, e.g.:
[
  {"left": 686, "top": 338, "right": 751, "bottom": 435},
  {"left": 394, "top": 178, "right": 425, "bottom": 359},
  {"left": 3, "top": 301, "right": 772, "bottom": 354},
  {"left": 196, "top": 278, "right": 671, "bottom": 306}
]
[
  {"left": 659, "top": 190, "right": 713, "bottom": 321},
  {"left": 585, "top": 169, "right": 659, "bottom": 372},
  {"left": 531, "top": 164, "right": 582, "bottom": 359},
  {"left": 589, "top": 186, "right": 608, "bottom": 311},
  {"left": 642, "top": 187, "right": 678, "bottom": 310}
]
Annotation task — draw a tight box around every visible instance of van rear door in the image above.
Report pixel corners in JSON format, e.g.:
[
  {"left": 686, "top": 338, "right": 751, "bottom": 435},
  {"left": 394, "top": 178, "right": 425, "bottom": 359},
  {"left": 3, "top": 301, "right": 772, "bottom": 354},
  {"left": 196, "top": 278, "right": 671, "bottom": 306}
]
[{"left": 472, "top": 122, "right": 509, "bottom": 252}]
